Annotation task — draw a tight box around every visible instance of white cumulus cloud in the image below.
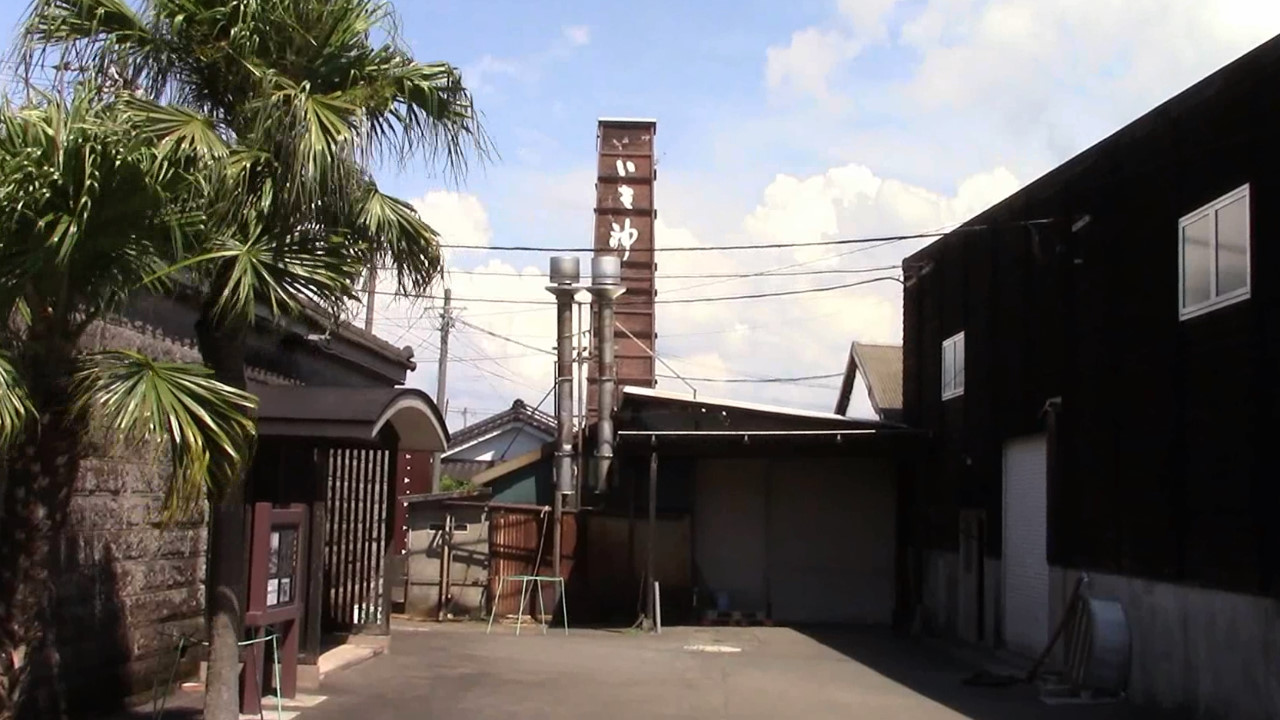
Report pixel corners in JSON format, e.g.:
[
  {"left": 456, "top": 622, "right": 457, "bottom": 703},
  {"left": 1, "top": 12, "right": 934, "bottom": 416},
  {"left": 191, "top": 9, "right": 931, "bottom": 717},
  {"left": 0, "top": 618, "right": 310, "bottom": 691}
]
[
  {"left": 652, "top": 163, "right": 1018, "bottom": 416},
  {"left": 366, "top": 164, "right": 1018, "bottom": 426},
  {"left": 374, "top": 1, "right": 1280, "bottom": 427},
  {"left": 764, "top": 0, "right": 901, "bottom": 104},
  {"left": 765, "top": 28, "right": 861, "bottom": 104}
]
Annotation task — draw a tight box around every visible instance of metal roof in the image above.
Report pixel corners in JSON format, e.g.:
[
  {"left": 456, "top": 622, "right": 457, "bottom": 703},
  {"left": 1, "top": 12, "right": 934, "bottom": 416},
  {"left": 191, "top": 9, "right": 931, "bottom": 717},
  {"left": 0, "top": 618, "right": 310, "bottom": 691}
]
[
  {"left": 621, "top": 385, "right": 859, "bottom": 424},
  {"left": 254, "top": 386, "right": 449, "bottom": 452},
  {"left": 835, "top": 342, "right": 903, "bottom": 419}
]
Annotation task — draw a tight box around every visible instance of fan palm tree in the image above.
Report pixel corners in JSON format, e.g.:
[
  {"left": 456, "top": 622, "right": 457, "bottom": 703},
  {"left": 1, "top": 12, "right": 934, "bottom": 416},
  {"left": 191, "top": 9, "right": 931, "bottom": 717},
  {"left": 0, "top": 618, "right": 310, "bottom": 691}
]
[
  {"left": 18, "top": 2, "right": 491, "bottom": 717},
  {"left": 0, "top": 88, "right": 258, "bottom": 720}
]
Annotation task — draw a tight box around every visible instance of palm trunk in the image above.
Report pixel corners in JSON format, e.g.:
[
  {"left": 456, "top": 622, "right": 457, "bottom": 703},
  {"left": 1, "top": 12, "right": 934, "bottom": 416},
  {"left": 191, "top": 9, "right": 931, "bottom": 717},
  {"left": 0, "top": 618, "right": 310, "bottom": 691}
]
[
  {"left": 0, "top": 348, "right": 80, "bottom": 720},
  {"left": 195, "top": 300, "right": 252, "bottom": 720}
]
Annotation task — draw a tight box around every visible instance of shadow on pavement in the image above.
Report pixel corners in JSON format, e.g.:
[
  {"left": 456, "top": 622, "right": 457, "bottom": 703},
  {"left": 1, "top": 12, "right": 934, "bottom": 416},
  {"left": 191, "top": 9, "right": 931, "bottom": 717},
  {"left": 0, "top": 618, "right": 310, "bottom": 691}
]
[{"left": 791, "top": 625, "right": 1164, "bottom": 720}]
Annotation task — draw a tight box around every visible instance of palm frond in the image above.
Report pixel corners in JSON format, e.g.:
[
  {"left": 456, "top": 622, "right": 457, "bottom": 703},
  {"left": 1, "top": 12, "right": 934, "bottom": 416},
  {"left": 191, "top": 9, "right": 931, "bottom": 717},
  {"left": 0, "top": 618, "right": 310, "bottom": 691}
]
[
  {"left": 354, "top": 183, "right": 441, "bottom": 296},
  {"left": 18, "top": 0, "right": 485, "bottom": 341},
  {"left": 0, "top": 352, "right": 35, "bottom": 449},
  {"left": 21, "top": 0, "right": 150, "bottom": 48},
  {"left": 116, "top": 93, "right": 231, "bottom": 160},
  {"left": 201, "top": 223, "right": 365, "bottom": 324},
  {"left": 73, "top": 350, "right": 257, "bottom": 519},
  {"left": 0, "top": 85, "right": 201, "bottom": 328},
  {"left": 359, "top": 56, "right": 494, "bottom": 180},
  {"left": 16, "top": 0, "right": 158, "bottom": 92}
]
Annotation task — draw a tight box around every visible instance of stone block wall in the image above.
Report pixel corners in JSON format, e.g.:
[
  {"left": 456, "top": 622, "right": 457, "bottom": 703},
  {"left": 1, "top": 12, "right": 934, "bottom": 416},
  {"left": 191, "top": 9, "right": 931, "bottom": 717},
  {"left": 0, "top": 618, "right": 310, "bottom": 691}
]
[{"left": 55, "top": 318, "right": 209, "bottom": 716}]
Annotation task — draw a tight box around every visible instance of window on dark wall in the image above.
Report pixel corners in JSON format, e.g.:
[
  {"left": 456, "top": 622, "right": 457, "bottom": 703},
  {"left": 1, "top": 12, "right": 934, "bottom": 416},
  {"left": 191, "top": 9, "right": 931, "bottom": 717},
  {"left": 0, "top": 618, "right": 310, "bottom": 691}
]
[
  {"left": 267, "top": 526, "right": 298, "bottom": 608},
  {"left": 942, "top": 331, "right": 965, "bottom": 400},
  {"left": 1179, "top": 184, "right": 1250, "bottom": 319}
]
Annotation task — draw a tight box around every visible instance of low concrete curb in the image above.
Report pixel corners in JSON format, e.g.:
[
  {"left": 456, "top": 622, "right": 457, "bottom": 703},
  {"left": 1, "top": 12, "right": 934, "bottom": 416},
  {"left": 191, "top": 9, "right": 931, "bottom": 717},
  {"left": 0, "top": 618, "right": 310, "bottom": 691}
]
[{"left": 318, "top": 640, "right": 387, "bottom": 681}]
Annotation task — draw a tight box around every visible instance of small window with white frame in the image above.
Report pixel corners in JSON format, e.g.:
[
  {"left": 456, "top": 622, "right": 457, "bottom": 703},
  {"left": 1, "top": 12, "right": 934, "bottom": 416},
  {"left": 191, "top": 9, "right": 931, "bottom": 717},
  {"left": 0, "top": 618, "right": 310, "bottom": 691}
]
[
  {"left": 1179, "top": 184, "right": 1250, "bottom": 319},
  {"left": 942, "top": 331, "right": 965, "bottom": 400}
]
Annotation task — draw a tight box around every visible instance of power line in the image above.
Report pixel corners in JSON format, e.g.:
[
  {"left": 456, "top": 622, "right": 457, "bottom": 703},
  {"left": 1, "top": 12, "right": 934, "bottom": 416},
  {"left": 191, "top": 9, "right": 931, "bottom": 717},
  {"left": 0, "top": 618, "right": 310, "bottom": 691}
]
[
  {"left": 376, "top": 265, "right": 902, "bottom": 280},
  {"left": 656, "top": 372, "right": 843, "bottom": 384},
  {"left": 419, "top": 241, "right": 916, "bottom": 320},
  {"left": 496, "top": 384, "right": 555, "bottom": 460},
  {"left": 390, "top": 302, "right": 852, "bottom": 341},
  {"left": 454, "top": 318, "right": 555, "bottom": 355},
  {"left": 662, "top": 239, "right": 909, "bottom": 297},
  {"left": 371, "top": 274, "right": 903, "bottom": 308},
  {"left": 446, "top": 406, "right": 504, "bottom": 416},
  {"left": 445, "top": 319, "right": 845, "bottom": 389},
  {"left": 432, "top": 218, "right": 1053, "bottom": 253},
  {"left": 451, "top": 345, "right": 543, "bottom": 394}
]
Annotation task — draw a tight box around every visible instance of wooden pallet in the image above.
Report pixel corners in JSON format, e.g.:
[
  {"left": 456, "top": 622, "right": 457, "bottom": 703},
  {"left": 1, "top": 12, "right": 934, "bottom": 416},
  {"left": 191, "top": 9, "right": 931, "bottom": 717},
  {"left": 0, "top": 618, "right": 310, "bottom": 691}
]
[{"left": 700, "top": 610, "right": 773, "bottom": 627}]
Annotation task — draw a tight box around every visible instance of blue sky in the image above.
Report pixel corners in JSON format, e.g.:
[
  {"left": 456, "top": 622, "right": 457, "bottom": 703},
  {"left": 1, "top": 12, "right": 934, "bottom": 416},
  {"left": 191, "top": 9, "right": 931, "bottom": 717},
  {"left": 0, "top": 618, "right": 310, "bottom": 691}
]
[{"left": 3, "top": 1, "right": 1278, "bottom": 427}]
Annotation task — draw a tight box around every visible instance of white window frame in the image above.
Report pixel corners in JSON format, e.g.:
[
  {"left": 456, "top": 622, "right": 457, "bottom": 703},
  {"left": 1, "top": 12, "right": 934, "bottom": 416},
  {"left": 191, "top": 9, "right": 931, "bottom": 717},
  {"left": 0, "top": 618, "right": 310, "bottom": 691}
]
[
  {"left": 942, "top": 331, "right": 965, "bottom": 401},
  {"left": 1178, "top": 184, "right": 1251, "bottom": 320}
]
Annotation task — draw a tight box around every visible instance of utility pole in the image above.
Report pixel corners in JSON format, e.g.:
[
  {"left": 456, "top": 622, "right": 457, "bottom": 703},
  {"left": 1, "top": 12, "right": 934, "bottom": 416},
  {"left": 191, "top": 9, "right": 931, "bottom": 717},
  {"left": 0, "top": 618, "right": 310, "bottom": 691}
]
[
  {"left": 363, "top": 265, "right": 377, "bottom": 333},
  {"left": 431, "top": 289, "right": 452, "bottom": 493},
  {"left": 461, "top": 407, "right": 469, "bottom": 428}
]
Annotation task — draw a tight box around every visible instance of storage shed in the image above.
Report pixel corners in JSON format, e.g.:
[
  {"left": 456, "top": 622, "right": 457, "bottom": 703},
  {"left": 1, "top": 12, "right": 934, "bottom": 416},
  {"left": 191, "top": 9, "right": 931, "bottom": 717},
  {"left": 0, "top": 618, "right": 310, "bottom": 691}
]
[
  {"left": 599, "top": 387, "right": 925, "bottom": 625},
  {"left": 402, "top": 490, "right": 492, "bottom": 620}
]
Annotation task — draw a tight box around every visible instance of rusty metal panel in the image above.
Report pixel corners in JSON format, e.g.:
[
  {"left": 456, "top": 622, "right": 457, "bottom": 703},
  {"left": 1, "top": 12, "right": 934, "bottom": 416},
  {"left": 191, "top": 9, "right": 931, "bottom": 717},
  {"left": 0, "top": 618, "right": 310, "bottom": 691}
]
[
  {"left": 488, "top": 507, "right": 544, "bottom": 617},
  {"left": 485, "top": 506, "right": 580, "bottom": 619}
]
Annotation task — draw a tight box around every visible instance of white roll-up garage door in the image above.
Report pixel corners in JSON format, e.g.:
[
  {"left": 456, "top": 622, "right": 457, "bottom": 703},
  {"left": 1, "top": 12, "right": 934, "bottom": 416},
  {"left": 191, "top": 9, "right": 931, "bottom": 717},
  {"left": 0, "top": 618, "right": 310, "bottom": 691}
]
[
  {"left": 1002, "top": 434, "right": 1050, "bottom": 658},
  {"left": 767, "top": 458, "right": 896, "bottom": 624},
  {"left": 693, "top": 457, "right": 896, "bottom": 625}
]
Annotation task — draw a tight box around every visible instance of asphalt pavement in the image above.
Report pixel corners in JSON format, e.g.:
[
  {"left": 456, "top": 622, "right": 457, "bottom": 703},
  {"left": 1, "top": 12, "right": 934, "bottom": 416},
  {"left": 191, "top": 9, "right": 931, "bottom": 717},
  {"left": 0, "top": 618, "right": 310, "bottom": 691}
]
[{"left": 295, "top": 621, "right": 1163, "bottom": 720}]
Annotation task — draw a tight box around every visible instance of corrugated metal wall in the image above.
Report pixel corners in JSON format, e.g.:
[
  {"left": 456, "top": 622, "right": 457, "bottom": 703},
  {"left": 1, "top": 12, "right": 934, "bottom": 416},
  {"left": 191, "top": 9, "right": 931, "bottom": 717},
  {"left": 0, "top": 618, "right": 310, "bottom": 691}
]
[{"left": 487, "top": 506, "right": 578, "bottom": 619}]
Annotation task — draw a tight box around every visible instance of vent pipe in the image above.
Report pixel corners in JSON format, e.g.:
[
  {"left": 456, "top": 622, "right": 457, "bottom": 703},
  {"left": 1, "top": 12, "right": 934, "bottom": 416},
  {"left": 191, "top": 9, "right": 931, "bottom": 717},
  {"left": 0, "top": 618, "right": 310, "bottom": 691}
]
[{"left": 588, "top": 255, "right": 626, "bottom": 488}]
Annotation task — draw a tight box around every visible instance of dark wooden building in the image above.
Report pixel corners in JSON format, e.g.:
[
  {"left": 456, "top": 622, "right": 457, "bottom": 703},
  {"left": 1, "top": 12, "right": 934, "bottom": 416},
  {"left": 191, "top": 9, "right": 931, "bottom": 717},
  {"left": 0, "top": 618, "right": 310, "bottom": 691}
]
[
  {"left": 79, "top": 290, "right": 449, "bottom": 716},
  {"left": 901, "top": 33, "right": 1280, "bottom": 719}
]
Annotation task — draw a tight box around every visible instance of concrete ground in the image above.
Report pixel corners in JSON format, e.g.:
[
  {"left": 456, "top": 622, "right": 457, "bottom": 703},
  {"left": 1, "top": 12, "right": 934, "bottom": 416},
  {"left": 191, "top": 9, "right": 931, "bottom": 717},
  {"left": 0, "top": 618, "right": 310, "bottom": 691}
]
[{"left": 296, "top": 621, "right": 1166, "bottom": 720}]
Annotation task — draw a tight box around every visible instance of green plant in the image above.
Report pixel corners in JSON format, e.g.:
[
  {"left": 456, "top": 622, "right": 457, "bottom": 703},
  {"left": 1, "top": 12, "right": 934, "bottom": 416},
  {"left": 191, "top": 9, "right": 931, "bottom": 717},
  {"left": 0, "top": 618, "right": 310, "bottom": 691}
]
[
  {"left": 440, "top": 475, "right": 476, "bottom": 493},
  {"left": 18, "top": 3, "right": 490, "bottom": 716},
  {"left": 0, "top": 88, "right": 256, "bottom": 720}
]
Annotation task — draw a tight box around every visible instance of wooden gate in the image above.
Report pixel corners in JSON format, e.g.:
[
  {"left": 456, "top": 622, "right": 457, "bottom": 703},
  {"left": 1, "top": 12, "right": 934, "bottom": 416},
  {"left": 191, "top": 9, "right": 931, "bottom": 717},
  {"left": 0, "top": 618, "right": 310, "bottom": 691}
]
[{"left": 323, "top": 445, "right": 395, "bottom": 635}]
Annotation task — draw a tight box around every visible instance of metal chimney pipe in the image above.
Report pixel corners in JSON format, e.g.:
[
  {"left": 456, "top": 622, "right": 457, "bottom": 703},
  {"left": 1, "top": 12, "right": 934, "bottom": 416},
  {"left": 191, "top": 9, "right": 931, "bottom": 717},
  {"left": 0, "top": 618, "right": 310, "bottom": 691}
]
[
  {"left": 546, "top": 256, "right": 582, "bottom": 588},
  {"left": 548, "top": 256, "right": 580, "bottom": 496},
  {"left": 589, "top": 256, "right": 625, "bottom": 488}
]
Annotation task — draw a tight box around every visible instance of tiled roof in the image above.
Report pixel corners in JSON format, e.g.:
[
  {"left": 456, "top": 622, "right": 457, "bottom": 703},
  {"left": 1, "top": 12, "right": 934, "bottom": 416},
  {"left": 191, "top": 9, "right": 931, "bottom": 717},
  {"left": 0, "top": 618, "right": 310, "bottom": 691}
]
[
  {"left": 445, "top": 399, "right": 557, "bottom": 452},
  {"left": 835, "top": 342, "right": 903, "bottom": 421}
]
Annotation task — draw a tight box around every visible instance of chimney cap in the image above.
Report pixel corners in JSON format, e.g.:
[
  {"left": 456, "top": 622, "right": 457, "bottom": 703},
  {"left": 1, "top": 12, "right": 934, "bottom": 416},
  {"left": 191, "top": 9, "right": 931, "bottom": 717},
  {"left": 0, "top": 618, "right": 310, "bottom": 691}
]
[
  {"left": 591, "top": 255, "right": 622, "bottom": 286},
  {"left": 549, "top": 256, "right": 581, "bottom": 285}
]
